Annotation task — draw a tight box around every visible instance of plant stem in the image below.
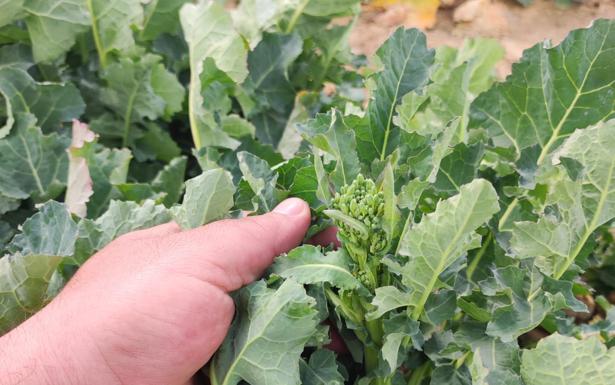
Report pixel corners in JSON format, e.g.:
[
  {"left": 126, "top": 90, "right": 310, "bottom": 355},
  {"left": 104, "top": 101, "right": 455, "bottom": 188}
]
[
  {"left": 325, "top": 287, "right": 363, "bottom": 325},
  {"left": 466, "top": 232, "right": 492, "bottom": 281},
  {"left": 85, "top": 0, "right": 107, "bottom": 68},
  {"left": 188, "top": 72, "right": 202, "bottom": 149},
  {"left": 285, "top": 0, "right": 308, "bottom": 34},
  {"left": 498, "top": 197, "right": 518, "bottom": 230}
]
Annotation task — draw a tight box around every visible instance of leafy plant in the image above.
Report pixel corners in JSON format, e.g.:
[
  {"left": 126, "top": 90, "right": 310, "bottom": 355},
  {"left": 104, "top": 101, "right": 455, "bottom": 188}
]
[{"left": 1, "top": 1, "right": 615, "bottom": 384}]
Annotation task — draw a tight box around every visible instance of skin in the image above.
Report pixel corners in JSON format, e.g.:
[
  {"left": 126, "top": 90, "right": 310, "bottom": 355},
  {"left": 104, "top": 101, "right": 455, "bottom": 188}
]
[{"left": 0, "top": 198, "right": 324, "bottom": 385}]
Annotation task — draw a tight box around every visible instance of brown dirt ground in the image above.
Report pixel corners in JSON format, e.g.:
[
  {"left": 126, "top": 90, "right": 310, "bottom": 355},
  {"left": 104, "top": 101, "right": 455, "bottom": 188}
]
[{"left": 349, "top": 0, "right": 615, "bottom": 77}]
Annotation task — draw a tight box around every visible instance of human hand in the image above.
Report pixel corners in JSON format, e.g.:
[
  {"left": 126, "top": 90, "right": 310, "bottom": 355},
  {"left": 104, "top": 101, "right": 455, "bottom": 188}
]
[{"left": 0, "top": 198, "right": 311, "bottom": 385}]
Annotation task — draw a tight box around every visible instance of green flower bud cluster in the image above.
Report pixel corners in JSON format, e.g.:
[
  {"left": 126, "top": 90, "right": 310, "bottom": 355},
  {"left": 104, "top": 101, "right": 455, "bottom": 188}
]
[
  {"left": 353, "top": 269, "right": 373, "bottom": 288},
  {"left": 331, "top": 174, "right": 387, "bottom": 256}
]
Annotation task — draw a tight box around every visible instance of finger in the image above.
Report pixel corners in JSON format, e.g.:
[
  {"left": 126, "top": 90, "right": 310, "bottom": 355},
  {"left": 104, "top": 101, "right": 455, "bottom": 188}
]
[
  {"left": 164, "top": 198, "right": 311, "bottom": 292},
  {"left": 308, "top": 226, "right": 340, "bottom": 248}
]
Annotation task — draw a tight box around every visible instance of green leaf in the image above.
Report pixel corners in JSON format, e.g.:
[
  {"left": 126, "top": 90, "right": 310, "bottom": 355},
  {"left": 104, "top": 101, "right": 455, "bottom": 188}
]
[
  {"left": 85, "top": 146, "right": 132, "bottom": 218},
  {"left": 380, "top": 161, "right": 400, "bottom": 244},
  {"left": 367, "top": 286, "right": 413, "bottom": 320},
  {"left": 470, "top": 19, "right": 615, "bottom": 167},
  {"left": 0, "top": 195, "right": 20, "bottom": 215},
  {"left": 140, "top": 0, "right": 189, "bottom": 41},
  {"left": 244, "top": 32, "right": 303, "bottom": 146},
  {"left": 9, "top": 201, "right": 78, "bottom": 257},
  {"left": 115, "top": 183, "right": 165, "bottom": 204},
  {"left": 100, "top": 54, "right": 182, "bottom": 146},
  {"left": 434, "top": 142, "right": 484, "bottom": 194},
  {"left": 181, "top": 0, "right": 247, "bottom": 149},
  {"left": 152, "top": 156, "right": 187, "bottom": 207},
  {"left": 510, "top": 120, "right": 615, "bottom": 278},
  {"left": 272, "top": 245, "right": 360, "bottom": 290},
  {"left": 313, "top": 152, "right": 331, "bottom": 204},
  {"left": 299, "top": 349, "right": 345, "bottom": 385},
  {"left": 521, "top": 334, "right": 615, "bottom": 385},
  {"left": 358, "top": 28, "right": 434, "bottom": 162},
  {"left": 210, "top": 279, "right": 319, "bottom": 385},
  {"left": 0, "top": 118, "right": 68, "bottom": 202},
  {"left": 237, "top": 151, "right": 279, "bottom": 213},
  {"left": 485, "top": 266, "right": 550, "bottom": 342},
  {"left": 456, "top": 322, "right": 521, "bottom": 378},
  {"left": 24, "top": 0, "right": 143, "bottom": 65},
  {"left": 231, "top": 0, "right": 291, "bottom": 48},
  {"left": 381, "top": 314, "right": 421, "bottom": 374},
  {"left": 23, "top": 0, "right": 90, "bottom": 63},
  {"left": 0, "top": 67, "right": 84, "bottom": 137},
  {"left": 222, "top": 115, "right": 256, "bottom": 139},
  {"left": 397, "top": 179, "right": 499, "bottom": 319},
  {"left": 150, "top": 61, "right": 185, "bottom": 119},
  {"left": 430, "top": 365, "right": 472, "bottom": 385},
  {"left": 133, "top": 123, "right": 182, "bottom": 162},
  {"left": 86, "top": 0, "right": 144, "bottom": 67},
  {"left": 471, "top": 349, "right": 523, "bottom": 385},
  {"left": 172, "top": 169, "right": 235, "bottom": 229},
  {"left": 0, "top": 0, "right": 24, "bottom": 28},
  {"left": 0, "top": 253, "right": 62, "bottom": 334},
  {"left": 299, "top": 110, "right": 360, "bottom": 188},
  {"left": 288, "top": 165, "right": 320, "bottom": 206},
  {"left": 74, "top": 200, "right": 171, "bottom": 261}
]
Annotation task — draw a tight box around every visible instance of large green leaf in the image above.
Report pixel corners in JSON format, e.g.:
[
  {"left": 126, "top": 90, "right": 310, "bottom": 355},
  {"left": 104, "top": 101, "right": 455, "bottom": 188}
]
[
  {"left": 0, "top": 67, "right": 84, "bottom": 137},
  {"left": 172, "top": 169, "right": 235, "bottom": 229},
  {"left": 243, "top": 32, "right": 303, "bottom": 146},
  {"left": 357, "top": 28, "right": 434, "bottom": 163},
  {"left": 140, "top": 0, "right": 189, "bottom": 40},
  {"left": 470, "top": 19, "right": 615, "bottom": 167},
  {"left": 272, "top": 245, "right": 360, "bottom": 290},
  {"left": 88, "top": 0, "right": 144, "bottom": 66},
  {"left": 0, "top": 253, "right": 62, "bottom": 334},
  {"left": 510, "top": 120, "right": 615, "bottom": 278},
  {"left": 366, "top": 286, "right": 413, "bottom": 320},
  {"left": 484, "top": 266, "right": 550, "bottom": 342},
  {"left": 0, "top": 0, "right": 24, "bottom": 28},
  {"left": 0, "top": 118, "right": 68, "bottom": 201},
  {"left": 210, "top": 279, "right": 319, "bottom": 385},
  {"left": 231, "top": 0, "right": 291, "bottom": 48},
  {"left": 9, "top": 201, "right": 78, "bottom": 257},
  {"left": 521, "top": 334, "right": 615, "bottom": 385},
  {"left": 181, "top": 0, "right": 247, "bottom": 149},
  {"left": 396, "top": 179, "right": 499, "bottom": 319},
  {"left": 24, "top": 0, "right": 143, "bottom": 64},
  {"left": 73, "top": 200, "right": 171, "bottom": 263},
  {"left": 100, "top": 54, "right": 183, "bottom": 146},
  {"left": 23, "top": 0, "right": 90, "bottom": 63}
]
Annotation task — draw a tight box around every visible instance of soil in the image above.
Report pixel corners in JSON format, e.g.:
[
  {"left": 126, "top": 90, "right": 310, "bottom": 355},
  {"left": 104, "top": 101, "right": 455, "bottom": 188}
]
[{"left": 349, "top": 0, "right": 615, "bottom": 77}]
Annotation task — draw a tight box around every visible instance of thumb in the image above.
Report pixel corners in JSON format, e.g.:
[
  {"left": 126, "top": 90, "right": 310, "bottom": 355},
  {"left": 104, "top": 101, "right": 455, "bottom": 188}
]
[{"left": 165, "top": 198, "right": 310, "bottom": 292}]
